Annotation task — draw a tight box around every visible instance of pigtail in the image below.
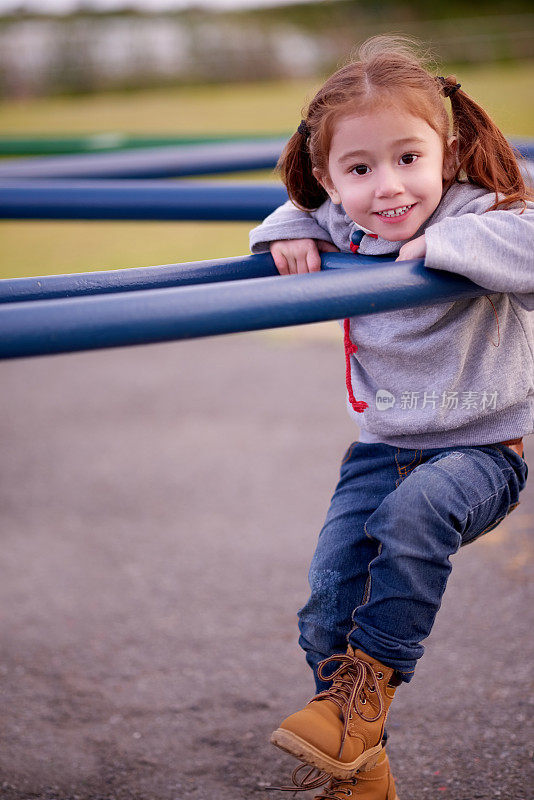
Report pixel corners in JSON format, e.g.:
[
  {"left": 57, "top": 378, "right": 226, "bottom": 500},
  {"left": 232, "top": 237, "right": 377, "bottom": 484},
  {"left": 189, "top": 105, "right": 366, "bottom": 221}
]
[
  {"left": 441, "top": 75, "right": 533, "bottom": 210},
  {"left": 277, "top": 123, "right": 328, "bottom": 211}
]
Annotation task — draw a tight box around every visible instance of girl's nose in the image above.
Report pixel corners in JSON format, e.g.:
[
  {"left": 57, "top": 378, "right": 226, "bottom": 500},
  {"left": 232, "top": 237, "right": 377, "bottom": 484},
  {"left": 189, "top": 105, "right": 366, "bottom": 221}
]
[{"left": 374, "top": 168, "right": 403, "bottom": 198}]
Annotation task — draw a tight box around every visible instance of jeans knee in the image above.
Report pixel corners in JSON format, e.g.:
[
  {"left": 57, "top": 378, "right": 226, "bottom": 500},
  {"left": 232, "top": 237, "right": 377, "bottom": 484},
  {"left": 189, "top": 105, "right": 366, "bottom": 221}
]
[
  {"left": 301, "top": 566, "right": 342, "bottom": 625},
  {"left": 365, "top": 471, "right": 464, "bottom": 555}
]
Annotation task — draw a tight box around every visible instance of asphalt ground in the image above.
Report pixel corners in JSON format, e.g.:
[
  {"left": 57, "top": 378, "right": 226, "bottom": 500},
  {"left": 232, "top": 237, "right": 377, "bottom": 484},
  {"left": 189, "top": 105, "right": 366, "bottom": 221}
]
[{"left": 1, "top": 328, "right": 533, "bottom": 800}]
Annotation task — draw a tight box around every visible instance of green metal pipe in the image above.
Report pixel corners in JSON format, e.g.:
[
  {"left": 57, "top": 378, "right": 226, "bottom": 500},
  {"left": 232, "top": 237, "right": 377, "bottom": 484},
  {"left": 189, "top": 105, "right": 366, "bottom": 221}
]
[{"left": 0, "top": 132, "right": 290, "bottom": 156}]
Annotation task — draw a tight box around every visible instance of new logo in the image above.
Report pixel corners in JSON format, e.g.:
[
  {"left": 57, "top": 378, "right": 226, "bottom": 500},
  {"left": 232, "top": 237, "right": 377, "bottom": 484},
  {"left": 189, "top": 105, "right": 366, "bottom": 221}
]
[{"left": 375, "top": 389, "right": 395, "bottom": 411}]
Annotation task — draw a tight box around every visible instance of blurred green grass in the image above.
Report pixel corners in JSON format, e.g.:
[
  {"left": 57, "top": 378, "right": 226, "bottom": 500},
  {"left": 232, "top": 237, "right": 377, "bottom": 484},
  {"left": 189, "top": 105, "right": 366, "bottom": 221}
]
[{"left": 0, "top": 62, "right": 533, "bottom": 279}]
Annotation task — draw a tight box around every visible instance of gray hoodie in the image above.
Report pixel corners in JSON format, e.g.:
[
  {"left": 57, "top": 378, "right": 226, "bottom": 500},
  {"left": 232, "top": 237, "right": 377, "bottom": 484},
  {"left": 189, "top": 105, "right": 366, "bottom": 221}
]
[{"left": 249, "top": 181, "right": 534, "bottom": 449}]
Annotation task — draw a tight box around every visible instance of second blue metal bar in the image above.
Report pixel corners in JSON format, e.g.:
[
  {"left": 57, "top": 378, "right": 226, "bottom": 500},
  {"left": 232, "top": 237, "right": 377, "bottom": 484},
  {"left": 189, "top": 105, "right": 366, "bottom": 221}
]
[
  {"left": 0, "top": 180, "right": 288, "bottom": 222},
  {"left": 0, "top": 258, "right": 489, "bottom": 360},
  {"left": 0, "top": 252, "right": 392, "bottom": 304}
]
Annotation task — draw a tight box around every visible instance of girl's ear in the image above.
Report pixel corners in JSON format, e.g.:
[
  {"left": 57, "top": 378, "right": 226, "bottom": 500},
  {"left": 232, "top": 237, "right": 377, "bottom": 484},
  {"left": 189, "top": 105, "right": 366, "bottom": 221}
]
[
  {"left": 443, "top": 136, "right": 459, "bottom": 181},
  {"left": 313, "top": 167, "right": 342, "bottom": 205}
]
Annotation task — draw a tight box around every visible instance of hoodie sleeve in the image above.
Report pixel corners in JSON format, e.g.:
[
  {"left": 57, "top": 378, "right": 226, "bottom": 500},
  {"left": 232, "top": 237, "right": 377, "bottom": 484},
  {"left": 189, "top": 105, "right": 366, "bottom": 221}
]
[
  {"left": 424, "top": 194, "right": 534, "bottom": 311},
  {"left": 249, "top": 200, "right": 333, "bottom": 253}
]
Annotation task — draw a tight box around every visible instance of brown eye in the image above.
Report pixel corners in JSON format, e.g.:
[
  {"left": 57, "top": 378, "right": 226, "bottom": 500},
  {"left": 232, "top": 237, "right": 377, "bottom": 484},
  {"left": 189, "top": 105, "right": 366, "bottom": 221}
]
[
  {"left": 352, "top": 164, "right": 369, "bottom": 175},
  {"left": 400, "top": 153, "right": 417, "bottom": 165}
]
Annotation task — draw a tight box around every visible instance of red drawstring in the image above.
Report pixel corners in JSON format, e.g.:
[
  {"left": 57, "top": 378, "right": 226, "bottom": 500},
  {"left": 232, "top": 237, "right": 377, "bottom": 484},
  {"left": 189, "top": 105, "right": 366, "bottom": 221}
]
[
  {"left": 344, "top": 318, "right": 368, "bottom": 413},
  {"left": 344, "top": 230, "right": 376, "bottom": 413}
]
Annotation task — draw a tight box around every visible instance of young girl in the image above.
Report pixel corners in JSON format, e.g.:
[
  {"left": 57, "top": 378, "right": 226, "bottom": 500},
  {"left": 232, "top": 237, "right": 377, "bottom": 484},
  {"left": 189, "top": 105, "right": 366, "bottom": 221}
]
[{"left": 249, "top": 35, "right": 533, "bottom": 800}]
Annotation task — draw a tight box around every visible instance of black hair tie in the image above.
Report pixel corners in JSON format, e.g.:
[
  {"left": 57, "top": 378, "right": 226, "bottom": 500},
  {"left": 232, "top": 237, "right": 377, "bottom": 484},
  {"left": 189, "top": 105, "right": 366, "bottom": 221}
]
[
  {"left": 437, "top": 76, "right": 461, "bottom": 98},
  {"left": 297, "top": 119, "right": 310, "bottom": 137}
]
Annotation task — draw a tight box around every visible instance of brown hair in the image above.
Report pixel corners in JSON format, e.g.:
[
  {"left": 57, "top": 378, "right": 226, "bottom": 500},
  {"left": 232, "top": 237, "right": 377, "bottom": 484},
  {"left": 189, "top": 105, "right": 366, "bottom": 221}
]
[{"left": 278, "top": 35, "right": 533, "bottom": 212}]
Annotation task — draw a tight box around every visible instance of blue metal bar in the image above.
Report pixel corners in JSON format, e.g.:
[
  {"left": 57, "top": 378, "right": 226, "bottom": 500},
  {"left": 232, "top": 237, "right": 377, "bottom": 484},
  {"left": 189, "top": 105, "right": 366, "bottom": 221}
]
[
  {"left": 1, "top": 160, "right": 531, "bottom": 222},
  {"left": 0, "top": 138, "right": 287, "bottom": 180},
  {"left": 0, "top": 252, "right": 392, "bottom": 304},
  {"left": 0, "top": 253, "right": 277, "bottom": 302},
  {"left": 0, "top": 180, "right": 287, "bottom": 221},
  {"left": 0, "top": 256, "right": 489, "bottom": 359}
]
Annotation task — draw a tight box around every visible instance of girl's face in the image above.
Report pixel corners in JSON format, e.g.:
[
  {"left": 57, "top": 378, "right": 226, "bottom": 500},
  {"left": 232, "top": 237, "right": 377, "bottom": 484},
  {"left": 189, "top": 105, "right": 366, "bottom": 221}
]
[{"left": 316, "top": 106, "right": 456, "bottom": 242}]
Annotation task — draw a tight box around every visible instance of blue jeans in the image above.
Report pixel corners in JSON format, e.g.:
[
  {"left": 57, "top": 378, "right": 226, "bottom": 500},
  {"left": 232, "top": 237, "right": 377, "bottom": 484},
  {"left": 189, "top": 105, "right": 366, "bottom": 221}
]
[{"left": 297, "top": 442, "right": 528, "bottom": 691}]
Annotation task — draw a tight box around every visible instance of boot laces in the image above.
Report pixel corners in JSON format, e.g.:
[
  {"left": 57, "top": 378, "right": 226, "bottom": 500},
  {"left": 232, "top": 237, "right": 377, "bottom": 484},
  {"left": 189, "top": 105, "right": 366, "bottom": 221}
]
[
  {"left": 314, "top": 652, "right": 385, "bottom": 757},
  {"left": 264, "top": 762, "right": 331, "bottom": 793},
  {"left": 263, "top": 765, "right": 356, "bottom": 798},
  {"left": 315, "top": 777, "right": 355, "bottom": 799}
]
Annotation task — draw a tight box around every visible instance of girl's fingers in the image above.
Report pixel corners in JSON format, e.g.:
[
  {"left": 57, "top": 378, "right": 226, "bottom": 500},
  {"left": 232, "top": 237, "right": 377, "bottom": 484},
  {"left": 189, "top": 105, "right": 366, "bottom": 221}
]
[
  {"left": 284, "top": 253, "right": 297, "bottom": 274},
  {"left": 287, "top": 253, "right": 301, "bottom": 275},
  {"left": 270, "top": 240, "right": 328, "bottom": 274},
  {"left": 274, "top": 254, "right": 290, "bottom": 274},
  {"left": 306, "top": 247, "right": 322, "bottom": 272},
  {"left": 270, "top": 246, "right": 290, "bottom": 275},
  {"left": 297, "top": 254, "right": 311, "bottom": 274},
  {"left": 288, "top": 247, "right": 312, "bottom": 273}
]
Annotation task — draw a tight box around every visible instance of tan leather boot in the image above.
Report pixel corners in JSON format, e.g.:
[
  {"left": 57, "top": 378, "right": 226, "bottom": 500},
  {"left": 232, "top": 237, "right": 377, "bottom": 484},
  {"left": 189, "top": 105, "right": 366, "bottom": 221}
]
[
  {"left": 313, "top": 751, "right": 399, "bottom": 800},
  {"left": 270, "top": 645, "right": 400, "bottom": 779},
  {"left": 275, "top": 749, "right": 399, "bottom": 799}
]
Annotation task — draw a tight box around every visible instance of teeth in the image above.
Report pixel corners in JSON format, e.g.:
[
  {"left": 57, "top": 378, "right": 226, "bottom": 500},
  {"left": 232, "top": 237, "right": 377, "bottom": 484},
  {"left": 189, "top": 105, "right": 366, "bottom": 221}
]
[{"left": 377, "top": 205, "right": 413, "bottom": 217}]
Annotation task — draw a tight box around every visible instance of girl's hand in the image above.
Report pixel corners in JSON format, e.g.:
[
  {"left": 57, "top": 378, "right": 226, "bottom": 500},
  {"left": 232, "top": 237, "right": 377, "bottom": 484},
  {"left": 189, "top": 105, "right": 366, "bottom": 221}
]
[
  {"left": 270, "top": 238, "right": 339, "bottom": 275},
  {"left": 396, "top": 234, "right": 427, "bottom": 262}
]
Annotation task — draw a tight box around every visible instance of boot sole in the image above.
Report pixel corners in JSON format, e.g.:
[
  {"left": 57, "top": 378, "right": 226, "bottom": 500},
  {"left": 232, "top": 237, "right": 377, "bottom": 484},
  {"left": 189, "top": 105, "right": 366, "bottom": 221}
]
[{"left": 270, "top": 727, "right": 383, "bottom": 779}]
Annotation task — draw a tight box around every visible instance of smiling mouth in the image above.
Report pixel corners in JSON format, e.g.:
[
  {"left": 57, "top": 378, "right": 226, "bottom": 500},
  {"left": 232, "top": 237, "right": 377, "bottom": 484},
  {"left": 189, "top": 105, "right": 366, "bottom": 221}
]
[{"left": 375, "top": 204, "right": 415, "bottom": 218}]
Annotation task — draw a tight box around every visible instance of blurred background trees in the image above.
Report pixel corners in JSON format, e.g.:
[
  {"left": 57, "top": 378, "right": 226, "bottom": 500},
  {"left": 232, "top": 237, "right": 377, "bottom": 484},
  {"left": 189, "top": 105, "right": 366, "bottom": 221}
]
[{"left": 1, "top": 0, "right": 533, "bottom": 98}]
